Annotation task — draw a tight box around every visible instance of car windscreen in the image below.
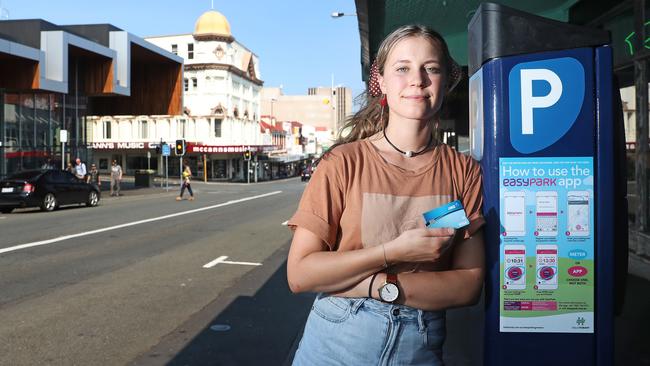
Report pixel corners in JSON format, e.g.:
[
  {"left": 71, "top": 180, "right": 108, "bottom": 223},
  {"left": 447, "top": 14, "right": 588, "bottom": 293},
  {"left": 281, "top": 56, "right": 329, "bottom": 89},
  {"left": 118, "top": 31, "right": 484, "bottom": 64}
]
[{"left": 7, "top": 171, "right": 43, "bottom": 180}]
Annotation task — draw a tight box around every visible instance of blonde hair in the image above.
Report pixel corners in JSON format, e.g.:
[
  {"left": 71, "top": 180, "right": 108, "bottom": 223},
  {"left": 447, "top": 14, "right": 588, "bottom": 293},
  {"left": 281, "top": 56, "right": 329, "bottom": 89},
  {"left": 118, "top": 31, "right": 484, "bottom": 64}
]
[{"left": 325, "top": 25, "right": 456, "bottom": 157}]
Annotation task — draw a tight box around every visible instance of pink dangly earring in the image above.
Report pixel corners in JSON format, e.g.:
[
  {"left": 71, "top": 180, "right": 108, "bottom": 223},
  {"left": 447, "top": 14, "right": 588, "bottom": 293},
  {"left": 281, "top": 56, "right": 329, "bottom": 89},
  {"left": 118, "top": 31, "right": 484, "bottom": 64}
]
[{"left": 368, "top": 61, "right": 387, "bottom": 125}]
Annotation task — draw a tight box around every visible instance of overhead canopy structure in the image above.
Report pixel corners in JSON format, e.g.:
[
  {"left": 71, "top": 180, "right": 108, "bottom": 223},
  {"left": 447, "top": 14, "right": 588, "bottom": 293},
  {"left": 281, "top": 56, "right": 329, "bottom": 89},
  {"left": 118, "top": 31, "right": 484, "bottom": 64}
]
[
  {"left": 0, "top": 19, "right": 184, "bottom": 115},
  {"left": 354, "top": 0, "right": 638, "bottom": 86}
]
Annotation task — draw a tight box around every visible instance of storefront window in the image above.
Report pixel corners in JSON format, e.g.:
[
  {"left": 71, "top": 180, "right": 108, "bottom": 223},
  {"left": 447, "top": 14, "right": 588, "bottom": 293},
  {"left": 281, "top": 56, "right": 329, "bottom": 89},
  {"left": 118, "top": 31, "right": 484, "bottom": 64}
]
[
  {"left": 126, "top": 155, "right": 158, "bottom": 171},
  {"left": 35, "top": 94, "right": 49, "bottom": 149},
  {"left": 20, "top": 94, "right": 34, "bottom": 150},
  {"left": 214, "top": 159, "right": 227, "bottom": 178},
  {"left": 3, "top": 94, "right": 20, "bottom": 176}
]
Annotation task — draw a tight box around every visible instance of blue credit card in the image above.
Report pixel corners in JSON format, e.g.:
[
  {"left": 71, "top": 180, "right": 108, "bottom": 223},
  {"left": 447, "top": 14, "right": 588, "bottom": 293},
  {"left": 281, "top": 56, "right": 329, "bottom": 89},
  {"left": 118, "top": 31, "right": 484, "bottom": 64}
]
[{"left": 423, "top": 200, "right": 470, "bottom": 229}]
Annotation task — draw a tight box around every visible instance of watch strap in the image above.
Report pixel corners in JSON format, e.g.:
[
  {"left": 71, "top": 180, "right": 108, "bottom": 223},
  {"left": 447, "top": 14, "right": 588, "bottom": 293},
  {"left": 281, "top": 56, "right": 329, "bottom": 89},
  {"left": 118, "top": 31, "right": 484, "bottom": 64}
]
[
  {"left": 386, "top": 273, "right": 398, "bottom": 284},
  {"left": 368, "top": 273, "right": 379, "bottom": 298}
]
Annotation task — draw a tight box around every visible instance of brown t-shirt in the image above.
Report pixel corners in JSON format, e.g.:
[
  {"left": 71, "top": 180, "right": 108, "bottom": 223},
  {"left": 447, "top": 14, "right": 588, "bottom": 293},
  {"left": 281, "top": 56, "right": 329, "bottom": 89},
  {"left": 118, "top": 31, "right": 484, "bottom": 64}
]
[{"left": 289, "top": 139, "right": 484, "bottom": 264}]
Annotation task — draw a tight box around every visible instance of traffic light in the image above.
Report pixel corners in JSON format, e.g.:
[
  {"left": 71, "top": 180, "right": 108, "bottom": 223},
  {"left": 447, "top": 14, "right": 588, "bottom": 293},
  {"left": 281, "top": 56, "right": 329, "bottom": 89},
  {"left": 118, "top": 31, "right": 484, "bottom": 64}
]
[
  {"left": 175, "top": 139, "right": 186, "bottom": 156},
  {"left": 243, "top": 149, "right": 251, "bottom": 161}
]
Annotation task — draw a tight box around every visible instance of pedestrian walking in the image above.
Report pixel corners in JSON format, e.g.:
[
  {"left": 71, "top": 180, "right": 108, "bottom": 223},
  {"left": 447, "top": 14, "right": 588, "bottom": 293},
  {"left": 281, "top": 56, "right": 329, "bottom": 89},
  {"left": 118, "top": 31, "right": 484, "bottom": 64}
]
[
  {"left": 110, "top": 160, "right": 122, "bottom": 196},
  {"left": 41, "top": 158, "right": 55, "bottom": 170},
  {"left": 74, "top": 158, "right": 87, "bottom": 180},
  {"left": 87, "top": 163, "right": 100, "bottom": 187},
  {"left": 287, "top": 24, "right": 485, "bottom": 365},
  {"left": 176, "top": 163, "right": 194, "bottom": 201}
]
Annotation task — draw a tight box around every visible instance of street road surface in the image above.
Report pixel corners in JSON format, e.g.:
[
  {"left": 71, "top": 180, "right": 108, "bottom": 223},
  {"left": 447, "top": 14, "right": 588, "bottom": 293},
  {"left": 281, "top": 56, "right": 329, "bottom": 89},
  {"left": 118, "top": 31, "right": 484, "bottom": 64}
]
[{"left": 0, "top": 179, "right": 307, "bottom": 365}]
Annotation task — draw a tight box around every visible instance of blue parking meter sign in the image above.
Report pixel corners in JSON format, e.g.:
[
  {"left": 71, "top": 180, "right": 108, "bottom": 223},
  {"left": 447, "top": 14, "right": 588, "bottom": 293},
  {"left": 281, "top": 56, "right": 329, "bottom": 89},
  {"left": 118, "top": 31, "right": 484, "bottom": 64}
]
[
  {"left": 162, "top": 144, "right": 171, "bottom": 157},
  {"left": 508, "top": 57, "right": 585, "bottom": 154}
]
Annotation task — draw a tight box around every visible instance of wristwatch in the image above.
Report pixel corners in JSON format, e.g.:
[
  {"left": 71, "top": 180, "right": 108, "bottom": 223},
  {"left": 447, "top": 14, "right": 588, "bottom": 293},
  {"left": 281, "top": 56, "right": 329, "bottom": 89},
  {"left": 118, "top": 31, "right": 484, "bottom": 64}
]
[{"left": 378, "top": 273, "right": 399, "bottom": 303}]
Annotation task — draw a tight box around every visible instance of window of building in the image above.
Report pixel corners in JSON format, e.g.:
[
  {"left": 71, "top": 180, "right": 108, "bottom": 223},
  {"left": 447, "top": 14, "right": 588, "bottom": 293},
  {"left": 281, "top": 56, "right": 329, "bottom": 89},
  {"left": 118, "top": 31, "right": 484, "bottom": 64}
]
[
  {"left": 188, "top": 43, "right": 194, "bottom": 59},
  {"left": 177, "top": 119, "right": 186, "bottom": 138},
  {"left": 192, "top": 77, "right": 197, "bottom": 89},
  {"left": 103, "top": 121, "right": 112, "bottom": 139},
  {"left": 171, "top": 44, "right": 178, "bottom": 55},
  {"left": 184, "top": 78, "right": 189, "bottom": 92},
  {"left": 139, "top": 120, "right": 148, "bottom": 139},
  {"left": 214, "top": 118, "right": 222, "bottom": 138}
]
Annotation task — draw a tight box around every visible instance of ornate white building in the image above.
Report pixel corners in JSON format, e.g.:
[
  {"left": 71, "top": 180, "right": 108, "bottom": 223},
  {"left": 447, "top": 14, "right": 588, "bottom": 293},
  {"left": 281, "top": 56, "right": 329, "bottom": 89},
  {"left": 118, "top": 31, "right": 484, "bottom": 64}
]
[{"left": 86, "top": 10, "right": 269, "bottom": 181}]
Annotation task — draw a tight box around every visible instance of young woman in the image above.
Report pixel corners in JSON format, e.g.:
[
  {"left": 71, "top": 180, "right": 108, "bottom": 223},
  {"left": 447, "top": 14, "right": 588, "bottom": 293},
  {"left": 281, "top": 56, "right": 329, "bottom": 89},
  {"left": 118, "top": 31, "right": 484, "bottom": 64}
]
[
  {"left": 176, "top": 163, "right": 194, "bottom": 201},
  {"left": 287, "top": 25, "right": 485, "bottom": 365}
]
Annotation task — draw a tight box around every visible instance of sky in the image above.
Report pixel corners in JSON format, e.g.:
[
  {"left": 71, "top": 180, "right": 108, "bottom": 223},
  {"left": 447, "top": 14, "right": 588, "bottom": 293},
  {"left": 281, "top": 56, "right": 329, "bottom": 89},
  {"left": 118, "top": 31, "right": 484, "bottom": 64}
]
[{"left": 1, "top": 0, "right": 365, "bottom": 99}]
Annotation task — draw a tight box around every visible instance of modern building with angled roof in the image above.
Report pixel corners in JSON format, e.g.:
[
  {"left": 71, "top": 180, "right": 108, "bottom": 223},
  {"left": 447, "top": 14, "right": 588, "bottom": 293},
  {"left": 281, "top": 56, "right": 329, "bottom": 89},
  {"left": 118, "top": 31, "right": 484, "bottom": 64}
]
[{"left": 0, "top": 18, "right": 182, "bottom": 178}]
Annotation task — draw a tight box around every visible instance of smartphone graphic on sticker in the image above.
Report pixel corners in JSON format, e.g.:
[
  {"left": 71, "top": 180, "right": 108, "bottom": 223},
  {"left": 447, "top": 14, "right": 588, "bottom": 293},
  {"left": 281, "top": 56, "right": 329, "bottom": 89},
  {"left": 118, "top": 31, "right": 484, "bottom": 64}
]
[
  {"left": 503, "top": 191, "right": 526, "bottom": 237},
  {"left": 567, "top": 191, "right": 590, "bottom": 237},
  {"left": 535, "top": 191, "right": 558, "bottom": 237},
  {"left": 536, "top": 244, "right": 558, "bottom": 290},
  {"left": 504, "top": 245, "right": 526, "bottom": 290}
]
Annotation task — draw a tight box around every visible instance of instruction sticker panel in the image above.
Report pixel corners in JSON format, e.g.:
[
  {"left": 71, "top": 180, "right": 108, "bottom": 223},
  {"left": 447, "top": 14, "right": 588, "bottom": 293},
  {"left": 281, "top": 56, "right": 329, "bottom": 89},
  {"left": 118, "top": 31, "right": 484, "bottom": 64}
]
[{"left": 499, "top": 157, "right": 594, "bottom": 333}]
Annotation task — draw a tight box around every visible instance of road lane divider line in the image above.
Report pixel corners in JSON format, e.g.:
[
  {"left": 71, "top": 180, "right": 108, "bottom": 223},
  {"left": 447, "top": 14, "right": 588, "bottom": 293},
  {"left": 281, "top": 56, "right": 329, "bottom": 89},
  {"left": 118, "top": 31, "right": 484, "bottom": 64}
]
[
  {"left": 0, "top": 191, "right": 283, "bottom": 256},
  {"left": 203, "top": 255, "right": 262, "bottom": 268},
  {"left": 281, "top": 220, "right": 288, "bottom": 225}
]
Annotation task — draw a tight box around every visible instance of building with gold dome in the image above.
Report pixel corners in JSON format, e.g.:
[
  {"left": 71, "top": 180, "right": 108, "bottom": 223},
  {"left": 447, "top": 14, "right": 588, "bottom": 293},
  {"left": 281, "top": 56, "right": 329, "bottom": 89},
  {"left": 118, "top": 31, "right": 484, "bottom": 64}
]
[{"left": 86, "top": 9, "right": 268, "bottom": 181}]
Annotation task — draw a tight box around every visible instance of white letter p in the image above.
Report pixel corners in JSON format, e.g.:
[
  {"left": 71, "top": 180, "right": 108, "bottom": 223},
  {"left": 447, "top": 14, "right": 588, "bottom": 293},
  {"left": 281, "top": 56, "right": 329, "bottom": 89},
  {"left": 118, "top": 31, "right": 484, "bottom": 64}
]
[{"left": 520, "top": 69, "right": 562, "bottom": 135}]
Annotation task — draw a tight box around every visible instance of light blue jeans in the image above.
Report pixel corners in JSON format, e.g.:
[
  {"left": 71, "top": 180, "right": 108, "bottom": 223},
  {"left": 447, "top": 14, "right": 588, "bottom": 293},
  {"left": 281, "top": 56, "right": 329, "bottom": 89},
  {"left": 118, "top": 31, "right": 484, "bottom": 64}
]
[{"left": 293, "top": 294, "right": 446, "bottom": 366}]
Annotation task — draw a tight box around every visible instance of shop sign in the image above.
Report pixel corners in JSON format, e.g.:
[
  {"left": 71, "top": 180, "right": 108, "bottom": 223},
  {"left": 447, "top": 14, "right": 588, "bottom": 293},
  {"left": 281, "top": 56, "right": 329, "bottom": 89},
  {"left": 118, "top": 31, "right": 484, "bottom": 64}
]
[
  {"left": 87, "top": 142, "right": 155, "bottom": 150},
  {"left": 189, "top": 145, "right": 273, "bottom": 154}
]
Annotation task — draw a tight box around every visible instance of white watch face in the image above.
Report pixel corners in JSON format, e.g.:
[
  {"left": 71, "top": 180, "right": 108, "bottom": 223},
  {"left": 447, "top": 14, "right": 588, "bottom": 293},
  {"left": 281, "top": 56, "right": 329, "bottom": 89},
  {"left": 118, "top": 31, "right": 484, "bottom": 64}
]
[{"left": 379, "top": 283, "right": 399, "bottom": 302}]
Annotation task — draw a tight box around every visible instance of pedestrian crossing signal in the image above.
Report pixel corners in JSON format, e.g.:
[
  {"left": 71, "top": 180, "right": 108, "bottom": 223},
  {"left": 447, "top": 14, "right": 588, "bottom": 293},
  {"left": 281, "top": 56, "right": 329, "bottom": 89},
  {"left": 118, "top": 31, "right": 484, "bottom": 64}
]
[
  {"left": 175, "top": 139, "right": 186, "bottom": 156},
  {"left": 244, "top": 149, "right": 251, "bottom": 161}
]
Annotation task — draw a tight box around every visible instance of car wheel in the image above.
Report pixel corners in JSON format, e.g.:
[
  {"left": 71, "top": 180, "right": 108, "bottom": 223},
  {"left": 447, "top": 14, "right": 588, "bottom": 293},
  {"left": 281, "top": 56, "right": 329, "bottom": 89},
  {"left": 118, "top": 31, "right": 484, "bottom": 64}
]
[
  {"left": 87, "top": 191, "right": 99, "bottom": 207},
  {"left": 41, "top": 193, "right": 57, "bottom": 212},
  {"left": 1, "top": 208, "right": 13, "bottom": 214}
]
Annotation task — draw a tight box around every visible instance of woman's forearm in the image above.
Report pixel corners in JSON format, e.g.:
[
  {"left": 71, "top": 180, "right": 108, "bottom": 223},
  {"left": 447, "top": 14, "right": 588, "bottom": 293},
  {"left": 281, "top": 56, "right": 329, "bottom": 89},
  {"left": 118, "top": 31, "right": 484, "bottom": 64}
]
[
  {"left": 287, "top": 244, "right": 387, "bottom": 294},
  {"left": 395, "top": 268, "right": 484, "bottom": 311}
]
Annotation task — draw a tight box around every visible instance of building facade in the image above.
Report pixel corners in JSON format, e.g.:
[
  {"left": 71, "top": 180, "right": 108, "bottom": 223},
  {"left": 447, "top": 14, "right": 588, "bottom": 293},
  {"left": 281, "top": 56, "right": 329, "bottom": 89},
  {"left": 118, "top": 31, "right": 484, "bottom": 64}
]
[
  {"left": 86, "top": 10, "right": 269, "bottom": 181},
  {"left": 0, "top": 20, "right": 182, "bottom": 179},
  {"left": 260, "top": 86, "right": 353, "bottom": 150}
]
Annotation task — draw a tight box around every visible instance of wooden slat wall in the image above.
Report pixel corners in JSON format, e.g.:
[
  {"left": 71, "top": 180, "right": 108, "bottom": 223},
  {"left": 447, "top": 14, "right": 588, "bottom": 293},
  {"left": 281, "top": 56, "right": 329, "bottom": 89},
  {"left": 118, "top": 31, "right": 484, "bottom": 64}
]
[
  {"left": 88, "top": 59, "right": 182, "bottom": 115},
  {"left": 68, "top": 47, "right": 114, "bottom": 96},
  {"left": 0, "top": 58, "right": 39, "bottom": 90}
]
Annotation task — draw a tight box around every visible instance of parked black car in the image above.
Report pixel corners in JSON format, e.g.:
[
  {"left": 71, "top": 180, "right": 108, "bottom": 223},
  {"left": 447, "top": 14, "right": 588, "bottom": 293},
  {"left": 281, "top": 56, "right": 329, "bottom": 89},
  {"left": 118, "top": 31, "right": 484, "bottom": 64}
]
[{"left": 0, "top": 170, "right": 100, "bottom": 213}]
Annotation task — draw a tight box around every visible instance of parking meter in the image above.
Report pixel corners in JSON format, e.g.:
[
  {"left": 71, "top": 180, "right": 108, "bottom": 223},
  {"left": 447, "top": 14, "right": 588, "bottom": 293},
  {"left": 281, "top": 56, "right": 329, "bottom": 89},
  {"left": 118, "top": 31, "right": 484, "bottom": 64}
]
[{"left": 468, "top": 3, "right": 628, "bottom": 365}]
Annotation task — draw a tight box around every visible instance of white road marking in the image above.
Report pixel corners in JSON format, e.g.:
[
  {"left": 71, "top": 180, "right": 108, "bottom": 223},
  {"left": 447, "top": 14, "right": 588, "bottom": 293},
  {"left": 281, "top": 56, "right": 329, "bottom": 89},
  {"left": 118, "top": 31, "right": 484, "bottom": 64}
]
[
  {"left": 0, "top": 217, "right": 6, "bottom": 219},
  {"left": 0, "top": 191, "right": 282, "bottom": 255},
  {"left": 203, "top": 255, "right": 262, "bottom": 268},
  {"left": 281, "top": 220, "right": 288, "bottom": 226}
]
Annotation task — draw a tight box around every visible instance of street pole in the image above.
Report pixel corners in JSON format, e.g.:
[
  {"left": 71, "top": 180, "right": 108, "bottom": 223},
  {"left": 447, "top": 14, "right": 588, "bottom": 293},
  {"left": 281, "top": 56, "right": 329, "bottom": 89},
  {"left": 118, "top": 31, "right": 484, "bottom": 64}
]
[
  {"left": 203, "top": 154, "right": 207, "bottom": 182},
  {"left": 179, "top": 156, "right": 183, "bottom": 188},
  {"left": 254, "top": 155, "right": 258, "bottom": 183},
  {"left": 165, "top": 155, "right": 169, "bottom": 191},
  {"left": 247, "top": 160, "right": 250, "bottom": 184}
]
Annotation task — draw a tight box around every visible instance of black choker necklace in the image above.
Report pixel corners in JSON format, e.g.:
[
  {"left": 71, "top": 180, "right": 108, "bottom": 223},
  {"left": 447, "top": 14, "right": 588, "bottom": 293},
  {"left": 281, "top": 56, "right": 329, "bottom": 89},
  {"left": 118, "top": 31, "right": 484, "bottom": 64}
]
[{"left": 382, "top": 129, "right": 434, "bottom": 158}]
